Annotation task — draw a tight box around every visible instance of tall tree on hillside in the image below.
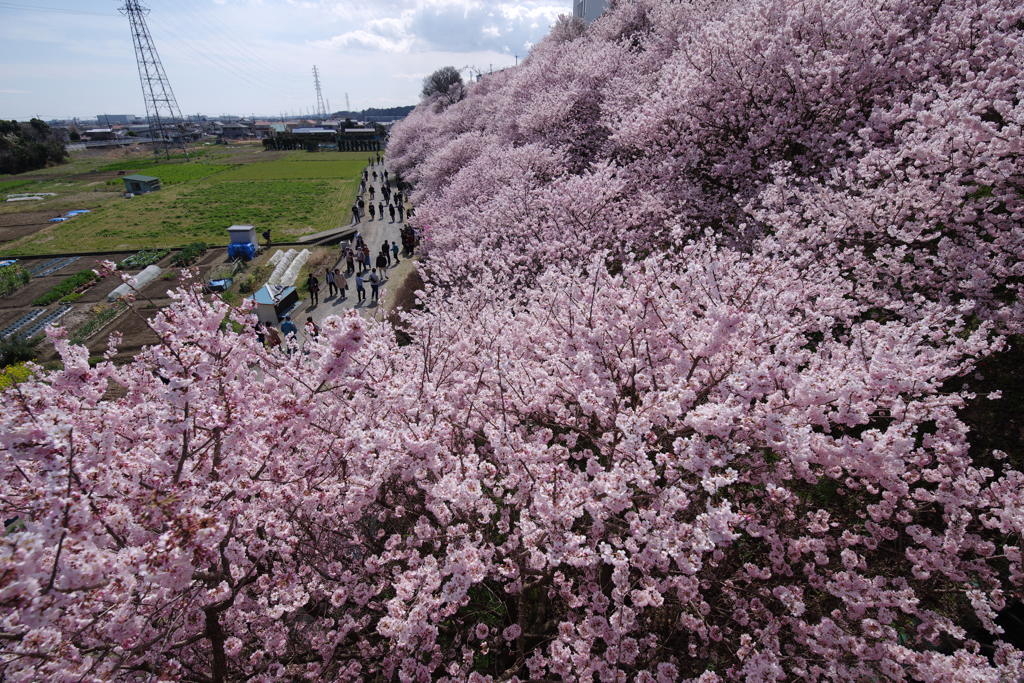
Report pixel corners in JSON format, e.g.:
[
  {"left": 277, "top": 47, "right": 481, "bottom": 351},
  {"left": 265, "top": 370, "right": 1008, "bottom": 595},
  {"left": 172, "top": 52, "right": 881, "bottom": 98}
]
[{"left": 421, "top": 66, "right": 465, "bottom": 106}]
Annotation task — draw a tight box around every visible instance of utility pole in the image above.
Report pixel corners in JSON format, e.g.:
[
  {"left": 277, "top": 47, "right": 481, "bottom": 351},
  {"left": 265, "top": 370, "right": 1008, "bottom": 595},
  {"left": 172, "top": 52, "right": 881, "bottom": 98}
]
[
  {"left": 119, "top": 0, "right": 193, "bottom": 160},
  {"left": 312, "top": 66, "right": 328, "bottom": 120}
]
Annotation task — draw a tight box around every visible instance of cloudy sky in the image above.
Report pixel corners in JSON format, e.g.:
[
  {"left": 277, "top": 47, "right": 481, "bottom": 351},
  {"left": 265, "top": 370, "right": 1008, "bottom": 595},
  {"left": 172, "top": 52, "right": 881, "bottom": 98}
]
[{"left": 0, "top": 0, "right": 570, "bottom": 121}]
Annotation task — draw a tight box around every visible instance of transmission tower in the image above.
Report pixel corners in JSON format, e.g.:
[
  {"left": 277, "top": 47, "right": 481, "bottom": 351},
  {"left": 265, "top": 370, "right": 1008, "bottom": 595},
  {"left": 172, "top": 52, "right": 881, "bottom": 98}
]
[
  {"left": 312, "top": 66, "right": 328, "bottom": 120},
  {"left": 120, "top": 0, "right": 193, "bottom": 160},
  {"left": 345, "top": 92, "right": 350, "bottom": 115}
]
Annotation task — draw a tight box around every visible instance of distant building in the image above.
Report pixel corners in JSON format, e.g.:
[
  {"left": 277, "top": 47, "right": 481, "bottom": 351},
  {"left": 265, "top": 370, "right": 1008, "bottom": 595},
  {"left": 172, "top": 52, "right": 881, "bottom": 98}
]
[
  {"left": 218, "top": 121, "right": 252, "bottom": 140},
  {"left": 83, "top": 128, "right": 117, "bottom": 141},
  {"left": 573, "top": 0, "right": 607, "bottom": 23},
  {"left": 97, "top": 115, "right": 137, "bottom": 125},
  {"left": 122, "top": 175, "right": 161, "bottom": 195}
]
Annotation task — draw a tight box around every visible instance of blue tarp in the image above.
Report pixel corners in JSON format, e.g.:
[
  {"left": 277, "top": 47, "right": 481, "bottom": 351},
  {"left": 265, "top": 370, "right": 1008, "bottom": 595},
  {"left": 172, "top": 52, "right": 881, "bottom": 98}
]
[
  {"left": 227, "top": 242, "right": 257, "bottom": 261},
  {"left": 0, "top": 260, "right": 17, "bottom": 268},
  {"left": 49, "top": 210, "right": 91, "bottom": 222},
  {"left": 208, "top": 278, "right": 233, "bottom": 292}
]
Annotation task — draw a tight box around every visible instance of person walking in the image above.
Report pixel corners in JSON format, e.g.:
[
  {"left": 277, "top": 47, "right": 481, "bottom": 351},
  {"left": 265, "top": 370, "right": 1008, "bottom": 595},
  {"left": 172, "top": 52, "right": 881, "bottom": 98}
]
[
  {"left": 351, "top": 205, "right": 360, "bottom": 225},
  {"left": 378, "top": 201, "right": 384, "bottom": 219},
  {"left": 397, "top": 204, "right": 404, "bottom": 222},
  {"left": 345, "top": 248, "right": 355, "bottom": 274},
  {"left": 355, "top": 273, "right": 366, "bottom": 302},
  {"left": 362, "top": 245, "right": 372, "bottom": 271},
  {"left": 305, "top": 316, "right": 320, "bottom": 340},
  {"left": 372, "top": 170, "right": 378, "bottom": 182},
  {"left": 389, "top": 204, "right": 396, "bottom": 222},
  {"left": 327, "top": 268, "right": 339, "bottom": 296},
  {"left": 368, "top": 156, "right": 373, "bottom": 167},
  {"left": 369, "top": 185, "right": 375, "bottom": 200},
  {"left": 335, "top": 269, "right": 347, "bottom": 298},
  {"left": 376, "top": 152, "right": 381, "bottom": 165},
  {"left": 357, "top": 197, "right": 365, "bottom": 217},
  {"left": 280, "top": 316, "right": 298, "bottom": 354},
  {"left": 382, "top": 241, "right": 392, "bottom": 267},
  {"left": 368, "top": 271, "right": 380, "bottom": 302},
  {"left": 307, "top": 272, "right": 320, "bottom": 306},
  {"left": 368, "top": 203, "right": 375, "bottom": 221},
  {"left": 391, "top": 240, "right": 400, "bottom": 265},
  {"left": 266, "top": 324, "right": 281, "bottom": 351},
  {"left": 375, "top": 251, "right": 388, "bottom": 279}
]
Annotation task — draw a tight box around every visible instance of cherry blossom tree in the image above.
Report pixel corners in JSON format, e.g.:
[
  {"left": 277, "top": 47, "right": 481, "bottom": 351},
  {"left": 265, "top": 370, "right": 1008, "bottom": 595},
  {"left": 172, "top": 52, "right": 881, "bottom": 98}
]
[{"left": 3, "top": 0, "right": 1023, "bottom": 678}]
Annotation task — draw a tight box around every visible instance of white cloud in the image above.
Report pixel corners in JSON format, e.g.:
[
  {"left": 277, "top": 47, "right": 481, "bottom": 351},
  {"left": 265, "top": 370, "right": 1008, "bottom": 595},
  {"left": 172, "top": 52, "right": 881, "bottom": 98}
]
[
  {"left": 0, "top": 89, "right": 31, "bottom": 94},
  {"left": 313, "top": 30, "right": 416, "bottom": 53},
  {"left": 315, "top": 0, "right": 564, "bottom": 55},
  {"left": 391, "top": 71, "right": 432, "bottom": 80}
]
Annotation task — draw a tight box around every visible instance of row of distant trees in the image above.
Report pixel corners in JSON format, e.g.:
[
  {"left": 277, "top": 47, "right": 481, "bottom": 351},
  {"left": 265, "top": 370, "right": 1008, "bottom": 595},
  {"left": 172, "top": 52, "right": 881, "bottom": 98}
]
[
  {"left": 328, "top": 106, "right": 417, "bottom": 119},
  {"left": 0, "top": 119, "right": 68, "bottom": 176}
]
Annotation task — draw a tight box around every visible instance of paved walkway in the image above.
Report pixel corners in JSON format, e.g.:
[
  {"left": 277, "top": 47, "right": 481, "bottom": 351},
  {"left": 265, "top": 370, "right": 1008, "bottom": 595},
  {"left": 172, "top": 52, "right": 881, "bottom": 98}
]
[{"left": 287, "top": 160, "right": 416, "bottom": 343}]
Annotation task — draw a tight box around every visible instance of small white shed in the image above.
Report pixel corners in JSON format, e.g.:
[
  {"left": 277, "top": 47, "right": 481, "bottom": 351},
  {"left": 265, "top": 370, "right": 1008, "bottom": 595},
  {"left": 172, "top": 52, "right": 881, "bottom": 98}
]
[{"left": 227, "top": 225, "right": 257, "bottom": 245}]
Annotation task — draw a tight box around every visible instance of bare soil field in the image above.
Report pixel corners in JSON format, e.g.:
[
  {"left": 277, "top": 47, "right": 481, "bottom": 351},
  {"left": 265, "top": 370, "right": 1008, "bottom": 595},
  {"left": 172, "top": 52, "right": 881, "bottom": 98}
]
[
  {"left": 1, "top": 247, "right": 239, "bottom": 368},
  {"left": 87, "top": 306, "right": 163, "bottom": 361},
  {"left": 0, "top": 212, "right": 65, "bottom": 244}
]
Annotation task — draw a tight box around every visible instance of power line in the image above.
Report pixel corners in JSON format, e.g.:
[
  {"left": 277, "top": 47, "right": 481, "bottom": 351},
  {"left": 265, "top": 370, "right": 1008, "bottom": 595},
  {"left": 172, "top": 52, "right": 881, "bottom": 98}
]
[
  {"left": 0, "top": 2, "right": 114, "bottom": 16},
  {"left": 155, "top": 0, "right": 309, "bottom": 96},
  {"left": 153, "top": 19, "right": 309, "bottom": 100},
  {"left": 171, "top": 0, "right": 305, "bottom": 83},
  {"left": 149, "top": 20, "right": 308, "bottom": 101}
]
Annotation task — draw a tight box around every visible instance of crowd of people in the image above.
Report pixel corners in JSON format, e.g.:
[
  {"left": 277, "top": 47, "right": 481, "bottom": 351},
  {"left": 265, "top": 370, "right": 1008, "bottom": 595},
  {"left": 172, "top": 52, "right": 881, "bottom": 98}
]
[
  {"left": 255, "top": 154, "right": 419, "bottom": 352},
  {"left": 350, "top": 153, "right": 410, "bottom": 225}
]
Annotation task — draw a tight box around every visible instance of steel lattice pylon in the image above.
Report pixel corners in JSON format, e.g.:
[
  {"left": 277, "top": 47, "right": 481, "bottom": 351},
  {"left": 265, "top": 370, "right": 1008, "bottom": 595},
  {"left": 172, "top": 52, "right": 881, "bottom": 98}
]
[
  {"left": 120, "top": 0, "right": 193, "bottom": 160},
  {"left": 313, "top": 66, "right": 327, "bottom": 120}
]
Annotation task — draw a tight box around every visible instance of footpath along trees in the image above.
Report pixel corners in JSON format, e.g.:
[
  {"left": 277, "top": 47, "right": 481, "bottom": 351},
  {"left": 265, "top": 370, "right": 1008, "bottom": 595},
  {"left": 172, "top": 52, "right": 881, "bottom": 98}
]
[{"left": 2, "top": 0, "right": 1023, "bottom": 680}]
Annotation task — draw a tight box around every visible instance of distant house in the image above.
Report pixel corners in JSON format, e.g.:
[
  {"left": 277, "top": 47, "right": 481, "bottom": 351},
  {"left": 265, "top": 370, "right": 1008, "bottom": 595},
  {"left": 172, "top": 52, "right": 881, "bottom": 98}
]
[
  {"left": 219, "top": 122, "right": 252, "bottom": 140},
  {"left": 122, "top": 175, "right": 161, "bottom": 194}
]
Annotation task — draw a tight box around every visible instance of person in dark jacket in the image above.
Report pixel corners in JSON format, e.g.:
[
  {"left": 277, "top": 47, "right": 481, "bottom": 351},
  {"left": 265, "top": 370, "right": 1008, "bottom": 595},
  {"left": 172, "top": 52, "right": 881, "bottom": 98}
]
[{"left": 307, "top": 273, "right": 320, "bottom": 306}]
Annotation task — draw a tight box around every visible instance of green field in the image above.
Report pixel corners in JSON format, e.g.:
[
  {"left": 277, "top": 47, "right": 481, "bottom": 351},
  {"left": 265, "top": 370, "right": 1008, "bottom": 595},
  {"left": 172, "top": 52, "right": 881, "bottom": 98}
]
[
  {"left": 128, "top": 163, "right": 236, "bottom": 185},
  {"left": 215, "top": 157, "right": 365, "bottom": 181},
  {"left": 0, "top": 146, "right": 368, "bottom": 256}
]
